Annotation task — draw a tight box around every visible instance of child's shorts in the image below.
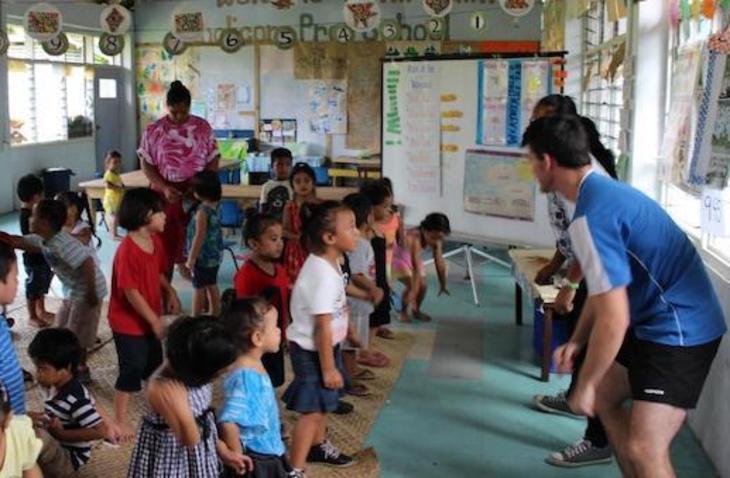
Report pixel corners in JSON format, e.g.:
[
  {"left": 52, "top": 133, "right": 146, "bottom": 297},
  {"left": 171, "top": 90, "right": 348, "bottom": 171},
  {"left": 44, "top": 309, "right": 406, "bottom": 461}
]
[
  {"left": 24, "top": 261, "right": 53, "bottom": 300},
  {"left": 55, "top": 300, "right": 101, "bottom": 350},
  {"left": 222, "top": 450, "right": 292, "bottom": 478},
  {"left": 344, "top": 313, "right": 370, "bottom": 351},
  {"left": 192, "top": 264, "right": 219, "bottom": 289},
  {"left": 283, "top": 342, "right": 346, "bottom": 413},
  {"left": 112, "top": 333, "right": 163, "bottom": 392}
]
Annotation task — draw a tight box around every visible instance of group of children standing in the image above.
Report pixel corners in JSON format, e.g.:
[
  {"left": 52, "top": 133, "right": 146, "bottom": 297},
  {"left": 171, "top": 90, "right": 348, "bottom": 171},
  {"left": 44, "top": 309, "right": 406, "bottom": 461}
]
[{"left": 0, "top": 146, "right": 452, "bottom": 478}]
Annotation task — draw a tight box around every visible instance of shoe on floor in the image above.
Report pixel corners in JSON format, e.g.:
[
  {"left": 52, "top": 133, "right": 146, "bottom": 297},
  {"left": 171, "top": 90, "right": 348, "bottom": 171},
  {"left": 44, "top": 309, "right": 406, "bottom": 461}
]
[
  {"left": 333, "top": 400, "right": 354, "bottom": 415},
  {"left": 533, "top": 391, "right": 580, "bottom": 418},
  {"left": 288, "top": 468, "right": 307, "bottom": 478},
  {"left": 545, "top": 439, "right": 613, "bottom": 468},
  {"left": 307, "top": 440, "right": 355, "bottom": 468}
]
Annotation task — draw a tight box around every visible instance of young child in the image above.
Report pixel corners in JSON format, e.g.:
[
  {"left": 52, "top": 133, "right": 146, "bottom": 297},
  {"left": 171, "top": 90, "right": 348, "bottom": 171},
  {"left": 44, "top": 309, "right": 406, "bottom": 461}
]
[
  {"left": 103, "top": 150, "right": 125, "bottom": 241},
  {"left": 283, "top": 201, "right": 359, "bottom": 474},
  {"left": 27, "top": 328, "right": 107, "bottom": 477},
  {"left": 0, "top": 243, "right": 27, "bottom": 415},
  {"left": 219, "top": 295, "right": 294, "bottom": 478},
  {"left": 2, "top": 200, "right": 107, "bottom": 384},
  {"left": 184, "top": 171, "right": 223, "bottom": 316},
  {"left": 392, "top": 213, "right": 452, "bottom": 322},
  {"left": 55, "top": 191, "right": 101, "bottom": 263},
  {"left": 283, "top": 162, "right": 319, "bottom": 282},
  {"left": 234, "top": 213, "right": 289, "bottom": 388},
  {"left": 127, "top": 316, "right": 246, "bottom": 478},
  {"left": 260, "top": 148, "right": 293, "bottom": 221},
  {"left": 16, "top": 174, "right": 54, "bottom": 327},
  {"left": 108, "top": 188, "right": 181, "bottom": 440},
  {"left": 0, "top": 384, "right": 43, "bottom": 477}
]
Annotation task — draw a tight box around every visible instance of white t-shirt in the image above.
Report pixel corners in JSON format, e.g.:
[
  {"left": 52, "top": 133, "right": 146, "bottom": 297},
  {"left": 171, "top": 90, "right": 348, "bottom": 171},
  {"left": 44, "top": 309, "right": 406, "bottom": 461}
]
[
  {"left": 288, "top": 254, "right": 349, "bottom": 351},
  {"left": 259, "top": 179, "right": 293, "bottom": 219},
  {"left": 346, "top": 238, "right": 376, "bottom": 318}
]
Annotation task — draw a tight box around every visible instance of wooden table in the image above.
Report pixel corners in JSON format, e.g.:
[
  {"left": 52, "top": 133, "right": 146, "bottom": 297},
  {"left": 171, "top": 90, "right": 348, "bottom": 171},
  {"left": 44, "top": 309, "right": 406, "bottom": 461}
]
[
  {"left": 508, "top": 248, "right": 561, "bottom": 382},
  {"left": 331, "top": 156, "right": 382, "bottom": 186},
  {"left": 79, "top": 169, "right": 356, "bottom": 225}
]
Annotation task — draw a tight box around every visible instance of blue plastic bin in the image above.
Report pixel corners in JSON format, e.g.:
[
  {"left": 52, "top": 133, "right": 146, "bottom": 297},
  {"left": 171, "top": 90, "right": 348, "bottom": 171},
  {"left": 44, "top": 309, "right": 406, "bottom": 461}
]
[{"left": 532, "top": 302, "right": 571, "bottom": 373}]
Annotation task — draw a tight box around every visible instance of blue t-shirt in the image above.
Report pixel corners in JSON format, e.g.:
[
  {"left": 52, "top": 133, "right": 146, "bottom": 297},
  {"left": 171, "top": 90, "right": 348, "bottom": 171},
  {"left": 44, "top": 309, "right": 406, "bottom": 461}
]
[
  {"left": 0, "top": 315, "right": 25, "bottom": 414},
  {"left": 569, "top": 172, "right": 727, "bottom": 347},
  {"left": 219, "top": 368, "right": 285, "bottom": 456}
]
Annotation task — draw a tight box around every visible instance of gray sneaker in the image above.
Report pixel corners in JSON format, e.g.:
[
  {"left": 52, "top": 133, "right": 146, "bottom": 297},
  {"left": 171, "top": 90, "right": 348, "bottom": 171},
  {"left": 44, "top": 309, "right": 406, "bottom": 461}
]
[
  {"left": 532, "top": 391, "right": 580, "bottom": 418},
  {"left": 288, "top": 469, "right": 307, "bottom": 478},
  {"left": 545, "top": 439, "right": 613, "bottom": 468}
]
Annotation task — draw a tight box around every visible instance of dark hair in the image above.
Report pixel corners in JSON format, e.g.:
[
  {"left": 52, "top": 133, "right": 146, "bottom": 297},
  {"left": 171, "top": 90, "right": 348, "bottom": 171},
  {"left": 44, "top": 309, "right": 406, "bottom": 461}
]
[
  {"left": 243, "top": 212, "right": 281, "bottom": 248},
  {"left": 580, "top": 116, "right": 618, "bottom": 180},
  {"left": 270, "top": 148, "right": 293, "bottom": 168},
  {"left": 17, "top": 174, "right": 44, "bottom": 202},
  {"left": 191, "top": 170, "right": 222, "bottom": 202},
  {"left": 360, "top": 180, "right": 392, "bottom": 207},
  {"left": 521, "top": 115, "right": 592, "bottom": 169},
  {"left": 167, "top": 80, "right": 191, "bottom": 107},
  {"left": 165, "top": 316, "right": 238, "bottom": 387},
  {"left": 56, "top": 191, "right": 101, "bottom": 248},
  {"left": 28, "top": 328, "right": 81, "bottom": 372},
  {"left": 290, "top": 162, "right": 316, "bottom": 189},
  {"left": 300, "top": 200, "right": 349, "bottom": 253},
  {"left": 0, "top": 383, "right": 9, "bottom": 417},
  {"left": 420, "top": 213, "right": 451, "bottom": 235},
  {"left": 0, "top": 242, "right": 17, "bottom": 285},
  {"left": 35, "top": 199, "right": 67, "bottom": 233},
  {"left": 534, "top": 94, "right": 578, "bottom": 117},
  {"left": 221, "top": 290, "right": 269, "bottom": 354},
  {"left": 343, "top": 193, "right": 372, "bottom": 229},
  {"left": 118, "top": 188, "right": 164, "bottom": 232},
  {"left": 106, "top": 150, "right": 122, "bottom": 159}
]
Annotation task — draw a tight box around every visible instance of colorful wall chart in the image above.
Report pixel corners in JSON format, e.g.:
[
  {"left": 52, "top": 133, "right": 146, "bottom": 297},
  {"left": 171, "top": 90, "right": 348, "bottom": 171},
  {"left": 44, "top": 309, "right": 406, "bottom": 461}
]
[
  {"left": 463, "top": 148, "right": 536, "bottom": 221},
  {"left": 308, "top": 80, "right": 347, "bottom": 134}
]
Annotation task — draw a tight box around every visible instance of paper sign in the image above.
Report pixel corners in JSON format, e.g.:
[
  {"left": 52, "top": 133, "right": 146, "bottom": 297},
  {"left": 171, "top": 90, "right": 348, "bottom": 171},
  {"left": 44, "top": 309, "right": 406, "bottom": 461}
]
[{"left": 701, "top": 188, "right": 730, "bottom": 236}]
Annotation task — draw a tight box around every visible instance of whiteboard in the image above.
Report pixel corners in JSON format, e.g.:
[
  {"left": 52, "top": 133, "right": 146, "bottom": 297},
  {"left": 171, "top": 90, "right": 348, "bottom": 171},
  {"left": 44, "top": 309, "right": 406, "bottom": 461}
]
[{"left": 381, "top": 57, "right": 556, "bottom": 248}]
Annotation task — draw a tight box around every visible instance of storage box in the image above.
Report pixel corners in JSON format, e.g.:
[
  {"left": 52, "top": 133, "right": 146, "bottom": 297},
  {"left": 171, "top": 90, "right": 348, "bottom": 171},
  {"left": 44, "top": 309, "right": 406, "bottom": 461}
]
[{"left": 532, "top": 302, "right": 571, "bottom": 373}]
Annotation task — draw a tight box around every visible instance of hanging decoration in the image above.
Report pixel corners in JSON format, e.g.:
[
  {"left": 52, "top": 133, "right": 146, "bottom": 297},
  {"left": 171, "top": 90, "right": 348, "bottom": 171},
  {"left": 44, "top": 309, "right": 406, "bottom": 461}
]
[
  {"left": 41, "top": 32, "right": 69, "bottom": 56},
  {"left": 274, "top": 26, "right": 297, "bottom": 49},
  {"left": 426, "top": 17, "right": 445, "bottom": 40},
  {"left": 163, "top": 31, "right": 187, "bottom": 56},
  {"left": 171, "top": 3, "right": 205, "bottom": 42},
  {"left": 271, "top": 0, "right": 297, "bottom": 9},
  {"left": 423, "top": 0, "right": 453, "bottom": 18},
  {"left": 470, "top": 12, "right": 487, "bottom": 31},
  {"left": 24, "top": 3, "right": 62, "bottom": 41},
  {"left": 669, "top": 0, "right": 681, "bottom": 28},
  {"left": 100, "top": 4, "right": 131, "bottom": 36},
  {"left": 691, "top": 0, "right": 702, "bottom": 19},
  {"left": 702, "top": 0, "right": 717, "bottom": 18},
  {"left": 0, "top": 30, "right": 8, "bottom": 56},
  {"left": 380, "top": 19, "right": 401, "bottom": 41},
  {"left": 498, "top": 0, "right": 536, "bottom": 17},
  {"left": 219, "top": 28, "right": 244, "bottom": 53},
  {"left": 723, "top": 0, "right": 730, "bottom": 11},
  {"left": 343, "top": 0, "right": 381, "bottom": 33},
  {"left": 680, "top": 0, "right": 691, "bottom": 21},
  {"left": 99, "top": 33, "right": 125, "bottom": 56},
  {"left": 709, "top": 24, "right": 730, "bottom": 53},
  {"left": 330, "top": 24, "right": 355, "bottom": 43}
]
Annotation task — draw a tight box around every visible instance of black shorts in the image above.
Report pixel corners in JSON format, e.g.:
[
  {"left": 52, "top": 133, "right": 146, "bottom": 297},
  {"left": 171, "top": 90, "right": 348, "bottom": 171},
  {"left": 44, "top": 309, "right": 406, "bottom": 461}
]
[
  {"left": 113, "top": 333, "right": 163, "bottom": 392},
  {"left": 192, "top": 265, "right": 219, "bottom": 289},
  {"left": 616, "top": 330, "right": 722, "bottom": 409},
  {"left": 24, "top": 262, "right": 53, "bottom": 300}
]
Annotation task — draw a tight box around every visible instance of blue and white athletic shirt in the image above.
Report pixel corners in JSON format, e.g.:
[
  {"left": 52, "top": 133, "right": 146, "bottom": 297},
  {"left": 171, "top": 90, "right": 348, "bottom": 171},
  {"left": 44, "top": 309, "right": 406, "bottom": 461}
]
[{"left": 569, "top": 172, "right": 727, "bottom": 347}]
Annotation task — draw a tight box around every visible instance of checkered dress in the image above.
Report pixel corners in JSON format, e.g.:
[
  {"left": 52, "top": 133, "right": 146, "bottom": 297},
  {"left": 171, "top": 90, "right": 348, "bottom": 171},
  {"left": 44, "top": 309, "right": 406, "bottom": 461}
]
[{"left": 127, "top": 383, "right": 220, "bottom": 477}]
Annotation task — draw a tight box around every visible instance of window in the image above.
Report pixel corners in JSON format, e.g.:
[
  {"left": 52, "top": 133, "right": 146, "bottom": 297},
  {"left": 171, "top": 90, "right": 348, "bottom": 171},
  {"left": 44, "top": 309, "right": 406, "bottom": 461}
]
[{"left": 99, "top": 79, "right": 118, "bottom": 99}]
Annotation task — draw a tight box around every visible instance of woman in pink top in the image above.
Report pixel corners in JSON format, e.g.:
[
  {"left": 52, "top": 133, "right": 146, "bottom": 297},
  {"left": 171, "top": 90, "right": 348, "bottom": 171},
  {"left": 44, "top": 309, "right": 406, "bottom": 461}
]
[{"left": 137, "top": 81, "right": 220, "bottom": 277}]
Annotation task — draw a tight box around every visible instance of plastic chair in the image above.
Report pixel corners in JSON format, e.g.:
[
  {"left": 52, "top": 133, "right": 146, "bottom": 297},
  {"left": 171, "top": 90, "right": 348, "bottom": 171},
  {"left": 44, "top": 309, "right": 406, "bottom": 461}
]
[
  {"left": 222, "top": 239, "right": 240, "bottom": 271},
  {"left": 219, "top": 200, "right": 245, "bottom": 268}
]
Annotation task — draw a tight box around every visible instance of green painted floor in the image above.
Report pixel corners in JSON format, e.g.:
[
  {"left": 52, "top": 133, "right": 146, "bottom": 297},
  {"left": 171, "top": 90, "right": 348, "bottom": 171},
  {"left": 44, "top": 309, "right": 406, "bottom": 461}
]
[{"left": 0, "top": 213, "right": 717, "bottom": 477}]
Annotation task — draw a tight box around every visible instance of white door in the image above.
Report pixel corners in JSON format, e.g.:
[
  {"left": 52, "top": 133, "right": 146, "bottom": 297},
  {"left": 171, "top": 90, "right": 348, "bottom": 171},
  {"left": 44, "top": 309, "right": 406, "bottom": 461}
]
[{"left": 94, "top": 67, "right": 124, "bottom": 175}]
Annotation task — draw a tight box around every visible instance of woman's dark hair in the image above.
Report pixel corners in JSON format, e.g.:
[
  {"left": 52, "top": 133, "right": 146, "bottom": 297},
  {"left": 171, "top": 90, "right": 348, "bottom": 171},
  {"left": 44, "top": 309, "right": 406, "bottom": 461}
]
[
  {"left": 0, "top": 243, "right": 17, "bottom": 286},
  {"left": 243, "top": 212, "right": 281, "bottom": 248},
  {"left": 534, "top": 94, "right": 578, "bottom": 117},
  {"left": 221, "top": 290, "right": 269, "bottom": 354},
  {"left": 580, "top": 116, "right": 618, "bottom": 180},
  {"left": 35, "top": 199, "right": 67, "bottom": 233},
  {"left": 56, "top": 191, "right": 101, "bottom": 248},
  {"left": 360, "top": 180, "right": 392, "bottom": 207},
  {"left": 17, "top": 174, "right": 44, "bottom": 202},
  {"left": 522, "top": 115, "right": 592, "bottom": 169},
  {"left": 167, "top": 80, "right": 191, "bottom": 107},
  {"left": 118, "top": 188, "right": 164, "bottom": 232},
  {"left": 165, "top": 316, "right": 238, "bottom": 387},
  {"left": 191, "top": 170, "right": 222, "bottom": 202},
  {"left": 421, "top": 212, "right": 451, "bottom": 235},
  {"left": 300, "top": 200, "right": 349, "bottom": 253},
  {"left": 28, "top": 328, "right": 81, "bottom": 373},
  {"left": 290, "top": 162, "right": 316, "bottom": 189},
  {"left": 343, "top": 193, "right": 372, "bottom": 229}
]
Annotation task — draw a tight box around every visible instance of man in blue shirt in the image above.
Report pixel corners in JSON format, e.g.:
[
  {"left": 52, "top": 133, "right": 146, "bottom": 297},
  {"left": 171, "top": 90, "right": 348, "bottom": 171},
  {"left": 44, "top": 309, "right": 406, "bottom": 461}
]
[{"left": 522, "top": 115, "right": 726, "bottom": 478}]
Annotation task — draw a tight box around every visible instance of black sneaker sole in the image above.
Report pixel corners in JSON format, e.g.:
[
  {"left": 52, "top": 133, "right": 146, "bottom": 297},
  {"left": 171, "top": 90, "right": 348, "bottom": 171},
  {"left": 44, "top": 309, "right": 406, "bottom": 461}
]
[
  {"left": 307, "top": 458, "right": 356, "bottom": 469},
  {"left": 545, "top": 456, "right": 613, "bottom": 468},
  {"left": 533, "top": 399, "right": 582, "bottom": 419}
]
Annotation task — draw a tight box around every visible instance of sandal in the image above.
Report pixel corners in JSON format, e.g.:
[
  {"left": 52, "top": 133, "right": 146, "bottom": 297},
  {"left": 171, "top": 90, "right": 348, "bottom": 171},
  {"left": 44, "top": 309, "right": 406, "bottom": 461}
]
[
  {"left": 376, "top": 327, "right": 396, "bottom": 339},
  {"left": 354, "top": 369, "right": 376, "bottom": 381},
  {"left": 346, "top": 383, "right": 371, "bottom": 397},
  {"left": 357, "top": 352, "right": 389, "bottom": 368}
]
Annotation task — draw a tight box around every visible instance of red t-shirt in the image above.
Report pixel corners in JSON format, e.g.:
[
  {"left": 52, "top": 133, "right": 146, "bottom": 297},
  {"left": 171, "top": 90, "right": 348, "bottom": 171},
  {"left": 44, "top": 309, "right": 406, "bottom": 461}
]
[
  {"left": 234, "top": 259, "right": 291, "bottom": 339},
  {"left": 108, "top": 235, "right": 167, "bottom": 336}
]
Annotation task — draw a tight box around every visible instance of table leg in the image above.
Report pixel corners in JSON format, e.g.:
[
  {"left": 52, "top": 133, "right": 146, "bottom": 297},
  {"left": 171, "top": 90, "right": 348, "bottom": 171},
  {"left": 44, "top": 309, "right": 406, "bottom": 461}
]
[
  {"left": 515, "top": 283, "right": 523, "bottom": 326},
  {"left": 87, "top": 191, "right": 97, "bottom": 228},
  {"left": 541, "top": 307, "right": 553, "bottom": 382}
]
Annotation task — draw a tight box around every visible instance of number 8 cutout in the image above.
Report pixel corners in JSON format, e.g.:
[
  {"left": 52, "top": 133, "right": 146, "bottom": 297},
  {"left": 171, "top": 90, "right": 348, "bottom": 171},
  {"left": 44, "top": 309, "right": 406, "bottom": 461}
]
[{"left": 99, "top": 33, "right": 125, "bottom": 56}]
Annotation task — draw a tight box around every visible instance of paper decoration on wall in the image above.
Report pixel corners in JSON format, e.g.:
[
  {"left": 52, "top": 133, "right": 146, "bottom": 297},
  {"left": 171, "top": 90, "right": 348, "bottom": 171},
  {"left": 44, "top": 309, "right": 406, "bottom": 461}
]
[
  {"left": 423, "top": 0, "right": 453, "bottom": 18},
  {"left": 330, "top": 24, "right": 355, "bottom": 43},
  {"left": 470, "top": 12, "right": 487, "bottom": 31},
  {"left": 380, "top": 19, "right": 402, "bottom": 41},
  {"left": 100, "top": 4, "right": 131, "bottom": 35},
  {"left": 426, "top": 18, "right": 446, "bottom": 40},
  {"left": 219, "top": 28, "right": 244, "bottom": 53},
  {"left": 691, "top": 0, "right": 702, "bottom": 19},
  {"left": 99, "top": 33, "right": 125, "bottom": 56},
  {"left": 163, "top": 32, "right": 188, "bottom": 56},
  {"left": 680, "top": 0, "right": 691, "bottom": 21},
  {"left": 542, "top": 0, "right": 565, "bottom": 52},
  {"left": 293, "top": 43, "right": 347, "bottom": 79},
  {"left": 343, "top": 0, "right": 381, "bottom": 33},
  {"left": 385, "top": 41, "right": 442, "bottom": 59},
  {"left": 275, "top": 26, "right": 297, "bottom": 49},
  {"left": 565, "top": 0, "right": 590, "bottom": 19},
  {"left": 703, "top": 0, "right": 717, "bottom": 18},
  {"left": 172, "top": 3, "right": 205, "bottom": 42},
  {"left": 463, "top": 149, "right": 536, "bottom": 221},
  {"left": 271, "top": 0, "right": 297, "bottom": 9},
  {"left": 0, "top": 30, "right": 8, "bottom": 56},
  {"left": 607, "top": 0, "right": 628, "bottom": 22},
  {"left": 383, "top": 64, "right": 402, "bottom": 146},
  {"left": 42, "top": 32, "right": 69, "bottom": 56},
  {"left": 308, "top": 80, "right": 347, "bottom": 135},
  {"left": 700, "top": 188, "right": 730, "bottom": 236},
  {"left": 440, "top": 92, "right": 463, "bottom": 152},
  {"left": 669, "top": 0, "right": 681, "bottom": 28},
  {"left": 24, "top": 3, "right": 62, "bottom": 41},
  {"left": 498, "top": 0, "right": 536, "bottom": 17},
  {"left": 346, "top": 42, "right": 385, "bottom": 150}
]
